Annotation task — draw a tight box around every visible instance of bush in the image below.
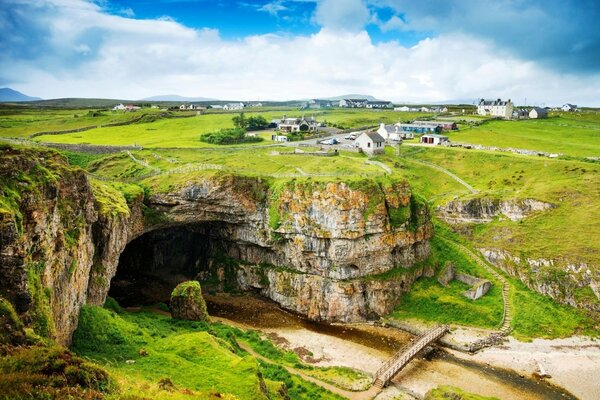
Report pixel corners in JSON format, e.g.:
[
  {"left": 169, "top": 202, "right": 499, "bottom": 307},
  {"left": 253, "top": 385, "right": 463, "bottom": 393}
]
[{"left": 200, "top": 128, "right": 263, "bottom": 145}]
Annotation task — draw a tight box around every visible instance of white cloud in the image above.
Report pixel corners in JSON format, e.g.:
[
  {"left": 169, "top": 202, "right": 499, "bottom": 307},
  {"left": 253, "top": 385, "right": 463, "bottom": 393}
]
[
  {"left": 314, "top": 0, "right": 371, "bottom": 32},
  {"left": 258, "top": 1, "right": 288, "bottom": 15},
  {"left": 3, "top": 0, "right": 600, "bottom": 105},
  {"left": 377, "top": 15, "right": 409, "bottom": 32}
]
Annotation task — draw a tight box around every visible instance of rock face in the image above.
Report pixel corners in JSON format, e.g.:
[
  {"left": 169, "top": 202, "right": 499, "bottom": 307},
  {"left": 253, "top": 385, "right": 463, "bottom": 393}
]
[
  {"left": 170, "top": 281, "right": 208, "bottom": 321},
  {"left": 436, "top": 263, "right": 491, "bottom": 300},
  {"left": 0, "top": 146, "right": 433, "bottom": 344},
  {"left": 481, "top": 248, "right": 600, "bottom": 312},
  {"left": 437, "top": 197, "right": 554, "bottom": 223}
]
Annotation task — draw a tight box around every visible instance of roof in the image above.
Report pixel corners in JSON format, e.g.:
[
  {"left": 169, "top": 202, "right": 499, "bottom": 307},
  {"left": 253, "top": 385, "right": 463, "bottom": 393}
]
[
  {"left": 362, "top": 131, "right": 385, "bottom": 142},
  {"left": 479, "top": 98, "right": 512, "bottom": 106},
  {"left": 531, "top": 107, "right": 547, "bottom": 113},
  {"left": 422, "top": 134, "right": 448, "bottom": 139}
]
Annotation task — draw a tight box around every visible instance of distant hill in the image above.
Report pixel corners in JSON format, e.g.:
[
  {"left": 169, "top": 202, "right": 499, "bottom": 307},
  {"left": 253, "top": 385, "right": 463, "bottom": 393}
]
[
  {"left": 324, "top": 94, "right": 378, "bottom": 101},
  {"left": 0, "top": 88, "right": 42, "bottom": 102},
  {"left": 141, "top": 95, "right": 218, "bottom": 102}
]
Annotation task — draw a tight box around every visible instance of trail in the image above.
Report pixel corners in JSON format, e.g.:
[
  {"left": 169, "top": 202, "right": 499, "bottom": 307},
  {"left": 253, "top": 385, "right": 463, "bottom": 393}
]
[
  {"left": 404, "top": 157, "right": 479, "bottom": 194},
  {"left": 238, "top": 342, "right": 382, "bottom": 400}
]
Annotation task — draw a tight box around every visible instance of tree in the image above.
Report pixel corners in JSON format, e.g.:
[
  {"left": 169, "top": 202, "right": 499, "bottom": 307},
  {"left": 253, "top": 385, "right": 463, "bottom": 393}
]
[
  {"left": 232, "top": 112, "right": 247, "bottom": 130},
  {"left": 246, "top": 115, "right": 268, "bottom": 131}
]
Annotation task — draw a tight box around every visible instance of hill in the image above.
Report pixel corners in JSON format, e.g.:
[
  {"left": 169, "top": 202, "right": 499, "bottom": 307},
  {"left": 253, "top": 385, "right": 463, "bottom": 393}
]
[
  {"left": 141, "top": 94, "right": 218, "bottom": 102},
  {"left": 0, "top": 87, "right": 42, "bottom": 102},
  {"left": 325, "top": 94, "right": 378, "bottom": 101}
]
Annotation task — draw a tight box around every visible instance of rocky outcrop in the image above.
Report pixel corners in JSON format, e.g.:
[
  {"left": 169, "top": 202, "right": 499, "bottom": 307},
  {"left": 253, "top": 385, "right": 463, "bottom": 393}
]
[
  {"left": 0, "top": 146, "right": 433, "bottom": 344},
  {"left": 481, "top": 248, "right": 600, "bottom": 312},
  {"left": 437, "top": 262, "right": 491, "bottom": 300},
  {"left": 437, "top": 197, "right": 554, "bottom": 223},
  {"left": 170, "top": 281, "right": 208, "bottom": 321}
]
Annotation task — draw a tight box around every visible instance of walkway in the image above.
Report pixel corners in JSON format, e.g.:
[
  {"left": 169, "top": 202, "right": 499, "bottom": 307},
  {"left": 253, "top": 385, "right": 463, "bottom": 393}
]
[
  {"left": 404, "top": 157, "right": 479, "bottom": 194},
  {"left": 372, "top": 325, "right": 450, "bottom": 389},
  {"left": 238, "top": 342, "right": 381, "bottom": 400},
  {"left": 440, "top": 238, "right": 512, "bottom": 336}
]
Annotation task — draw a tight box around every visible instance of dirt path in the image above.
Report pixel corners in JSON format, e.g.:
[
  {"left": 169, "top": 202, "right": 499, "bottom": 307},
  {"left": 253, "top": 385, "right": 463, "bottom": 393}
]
[
  {"left": 238, "top": 342, "right": 382, "bottom": 400},
  {"left": 404, "top": 157, "right": 479, "bottom": 194}
]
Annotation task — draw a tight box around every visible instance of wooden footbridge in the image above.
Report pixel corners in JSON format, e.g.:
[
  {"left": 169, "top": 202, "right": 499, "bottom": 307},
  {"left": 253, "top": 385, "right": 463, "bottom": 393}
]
[{"left": 373, "top": 325, "right": 450, "bottom": 389}]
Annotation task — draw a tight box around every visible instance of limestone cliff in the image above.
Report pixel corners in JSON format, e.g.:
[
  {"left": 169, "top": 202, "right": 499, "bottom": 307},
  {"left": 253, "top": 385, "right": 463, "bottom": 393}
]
[
  {"left": 437, "top": 197, "right": 554, "bottom": 223},
  {"left": 0, "top": 146, "right": 433, "bottom": 344}
]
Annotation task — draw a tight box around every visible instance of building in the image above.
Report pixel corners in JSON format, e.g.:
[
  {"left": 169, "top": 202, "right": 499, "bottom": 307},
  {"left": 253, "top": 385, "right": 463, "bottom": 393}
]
[
  {"left": 356, "top": 131, "right": 385, "bottom": 155},
  {"left": 420, "top": 134, "right": 449, "bottom": 145},
  {"left": 529, "top": 107, "right": 548, "bottom": 119},
  {"left": 397, "top": 124, "right": 439, "bottom": 134},
  {"left": 512, "top": 108, "right": 529, "bottom": 119},
  {"left": 412, "top": 120, "right": 457, "bottom": 131},
  {"left": 366, "top": 101, "right": 393, "bottom": 109},
  {"left": 561, "top": 103, "right": 578, "bottom": 112},
  {"left": 278, "top": 115, "right": 319, "bottom": 133},
  {"left": 419, "top": 107, "right": 430, "bottom": 112},
  {"left": 302, "top": 99, "right": 333, "bottom": 109},
  {"left": 125, "top": 104, "right": 141, "bottom": 111},
  {"left": 112, "top": 103, "right": 125, "bottom": 111},
  {"left": 224, "top": 102, "right": 245, "bottom": 111},
  {"left": 394, "top": 106, "right": 410, "bottom": 112},
  {"left": 477, "top": 98, "right": 514, "bottom": 118},
  {"left": 339, "top": 98, "right": 369, "bottom": 108},
  {"left": 209, "top": 104, "right": 224, "bottom": 110},
  {"left": 377, "top": 123, "right": 402, "bottom": 142}
]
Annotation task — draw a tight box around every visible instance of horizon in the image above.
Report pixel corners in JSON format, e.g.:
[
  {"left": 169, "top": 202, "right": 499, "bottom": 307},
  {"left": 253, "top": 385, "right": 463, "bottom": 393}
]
[{"left": 1, "top": 0, "right": 600, "bottom": 106}]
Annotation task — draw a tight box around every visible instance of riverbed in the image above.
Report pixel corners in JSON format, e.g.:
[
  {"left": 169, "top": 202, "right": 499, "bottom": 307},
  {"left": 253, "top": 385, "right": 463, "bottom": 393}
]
[{"left": 205, "top": 293, "right": 592, "bottom": 400}]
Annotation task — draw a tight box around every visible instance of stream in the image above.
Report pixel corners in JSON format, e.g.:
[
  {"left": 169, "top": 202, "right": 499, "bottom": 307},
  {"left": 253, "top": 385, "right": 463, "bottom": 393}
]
[{"left": 205, "top": 293, "right": 578, "bottom": 400}]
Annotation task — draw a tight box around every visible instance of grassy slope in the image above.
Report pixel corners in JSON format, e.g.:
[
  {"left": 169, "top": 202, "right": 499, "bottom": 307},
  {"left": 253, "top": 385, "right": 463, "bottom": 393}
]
[
  {"left": 72, "top": 305, "right": 347, "bottom": 400},
  {"left": 450, "top": 113, "right": 600, "bottom": 157}
]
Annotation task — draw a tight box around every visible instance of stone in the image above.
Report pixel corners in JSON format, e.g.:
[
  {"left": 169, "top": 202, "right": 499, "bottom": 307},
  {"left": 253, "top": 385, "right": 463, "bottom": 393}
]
[
  {"left": 436, "top": 197, "right": 554, "bottom": 223},
  {"left": 170, "top": 281, "right": 209, "bottom": 321},
  {"left": 437, "top": 262, "right": 456, "bottom": 286}
]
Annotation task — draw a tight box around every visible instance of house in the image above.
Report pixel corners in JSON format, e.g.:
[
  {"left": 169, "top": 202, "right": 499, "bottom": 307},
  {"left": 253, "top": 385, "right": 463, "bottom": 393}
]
[
  {"left": 377, "top": 123, "right": 402, "bottom": 142},
  {"left": 561, "top": 103, "right": 578, "bottom": 112},
  {"left": 302, "top": 99, "right": 333, "bottom": 109},
  {"left": 356, "top": 131, "right": 385, "bottom": 155},
  {"left": 366, "top": 101, "right": 393, "bottom": 109},
  {"left": 247, "top": 102, "right": 263, "bottom": 107},
  {"left": 397, "top": 123, "right": 439, "bottom": 134},
  {"left": 529, "top": 107, "right": 548, "bottom": 119},
  {"left": 420, "top": 134, "right": 449, "bottom": 145},
  {"left": 512, "top": 108, "right": 529, "bottom": 119},
  {"left": 339, "top": 98, "right": 369, "bottom": 108},
  {"left": 112, "top": 103, "right": 126, "bottom": 111},
  {"left": 278, "top": 115, "right": 319, "bottom": 133},
  {"left": 272, "top": 135, "right": 288, "bottom": 142},
  {"left": 394, "top": 106, "right": 410, "bottom": 112},
  {"left": 412, "top": 120, "right": 457, "bottom": 131},
  {"left": 210, "top": 104, "right": 224, "bottom": 110},
  {"left": 224, "top": 102, "right": 245, "bottom": 111},
  {"left": 477, "top": 98, "right": 513, "bottom": 118},
  {"left": 419, "top": 107, "right": 430, "bottom": 112},
  {"left": 125, "top": 104, "right": 141, "bottom": 111}
]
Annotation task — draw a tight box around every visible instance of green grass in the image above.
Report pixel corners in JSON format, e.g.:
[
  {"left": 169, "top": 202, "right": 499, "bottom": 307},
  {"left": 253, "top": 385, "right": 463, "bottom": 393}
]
[
  {"left": 450, "top": 112, "right": 600, "bottom": 157},
  {"left": 425, "top": 385, "right": 499, "bottom": 400},
  {"left": 70, "top": 305, "right": 351, "bottom": 400}
]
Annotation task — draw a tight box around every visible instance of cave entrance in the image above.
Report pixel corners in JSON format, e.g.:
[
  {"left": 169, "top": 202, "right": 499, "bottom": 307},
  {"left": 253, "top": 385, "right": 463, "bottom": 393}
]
[{"left": 108, "top": 223, "right": 229, "bottom": 307}]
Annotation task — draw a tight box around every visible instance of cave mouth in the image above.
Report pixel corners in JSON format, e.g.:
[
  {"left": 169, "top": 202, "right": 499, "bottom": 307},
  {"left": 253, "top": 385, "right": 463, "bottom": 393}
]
[{"left": 108, "top": 223, "right": 232, "bottom": 308}]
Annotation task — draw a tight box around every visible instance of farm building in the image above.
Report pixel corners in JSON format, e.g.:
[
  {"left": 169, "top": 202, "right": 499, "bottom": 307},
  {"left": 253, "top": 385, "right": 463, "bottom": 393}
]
[
  {"left": 512, "top": 108, "right": 529, "bottom": 119},
  {"left": 397, "top": 123, "right": 439, "bottom": 134},
  {"left": 377, "top": 123, "right": 402, "bottom": 142},
  {"left": 356, "top": 131, "right": 385, "bottom": 155},
  {"left": 529, "top": 107, "right": 548, "bottom": 119},
  {"left": 224, "top": 102, "right": 245, "bottom": 110},
  {"left": 420, "top": 134, "right": 449, "bottom": 145},
  {"left": 394, "top": 106, "right": 410, "bottom": 112},
  {"left": 339, "top": 98, "right": 369, "bottom": 108},
  {"left": 561, "top": 103, "right": 578, "bottom": 112},
  {"left": 477, "top": 98, "right": 514, "bottom": 118},
  {"left": 412, "top": 120, "right": 457, "bottom": 131},
  {"left": 366, "top": 101, "right": 393, "bottom": 109},
  {"left": 278, "top": 115, "right": 319, "bottom": 133}
]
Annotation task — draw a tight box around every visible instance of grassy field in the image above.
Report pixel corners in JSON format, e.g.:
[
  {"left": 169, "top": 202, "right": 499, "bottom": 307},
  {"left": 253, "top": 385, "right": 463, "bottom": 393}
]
[{"left": 449, "top": 112, "right": 600, "bottom": 157}]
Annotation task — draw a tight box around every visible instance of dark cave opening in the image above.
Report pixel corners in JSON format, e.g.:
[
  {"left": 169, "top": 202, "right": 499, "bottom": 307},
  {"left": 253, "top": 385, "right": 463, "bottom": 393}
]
[{"left": 108, "top": 223, "right": 226, "bottom": 307}]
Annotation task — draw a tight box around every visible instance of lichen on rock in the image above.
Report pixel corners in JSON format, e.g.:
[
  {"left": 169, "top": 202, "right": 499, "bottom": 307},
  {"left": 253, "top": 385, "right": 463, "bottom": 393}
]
[{"left": 170, "top": 281, "right": 209, "bottom": 321}]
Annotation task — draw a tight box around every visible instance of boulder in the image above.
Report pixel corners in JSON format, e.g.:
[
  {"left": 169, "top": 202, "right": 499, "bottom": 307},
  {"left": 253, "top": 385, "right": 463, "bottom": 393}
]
[{"left": 170, "top": 281, "right": 208, "bottom": 321}]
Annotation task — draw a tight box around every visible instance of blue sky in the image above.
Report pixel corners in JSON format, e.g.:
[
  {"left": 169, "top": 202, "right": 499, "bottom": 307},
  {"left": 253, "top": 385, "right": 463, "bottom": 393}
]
[{"left": 1, "top": 0, "right": 599, "bottom": 104}]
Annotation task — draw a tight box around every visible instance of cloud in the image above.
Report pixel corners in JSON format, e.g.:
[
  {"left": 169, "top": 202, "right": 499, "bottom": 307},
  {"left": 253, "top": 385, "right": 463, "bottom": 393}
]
[
  {"left": 376, "top": 14, "right": 408, "bottom": 32},
  {"left": 314, "top": 0, "right": 371, "bottom": 32},
  {"left": 1, "top": 0, "right": 599, "bottom": 105},
  {"left": 370, "top": 0, "right": 600, "bottom": 73},
  {"left": 258, "top": 1, "right": 289, "bottom": 15}
]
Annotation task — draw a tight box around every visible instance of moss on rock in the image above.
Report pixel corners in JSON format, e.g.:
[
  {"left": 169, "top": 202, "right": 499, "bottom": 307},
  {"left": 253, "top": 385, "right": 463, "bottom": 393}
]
[{"left": 170, "top": 281, "right": 209, "bottom": 321}]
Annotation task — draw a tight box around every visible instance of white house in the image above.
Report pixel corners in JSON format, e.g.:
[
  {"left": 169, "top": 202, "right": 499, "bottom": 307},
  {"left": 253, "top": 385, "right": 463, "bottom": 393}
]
[
  {"left": 224, "top": 102, "right": 245, "bottom": 111},
  {"left": 356, "top": 131, "right": 385, "bottom": 155},
  {"left": 339, "top": 98, "right": 369, "bottom": 108},
  {"left": 112, "top": 103, "right": 125, "bottom": 111},
  {"left": 477, "top": 98, "right": 514, "bottom": 118},
  {"left": 420, "top": 134, "right": 449, "bottom": 145},
  {"left": 561, "top": 103, "right": 578, "bottom": 112},
  {"left": 210, "top": 105, "right": 224, "bottom": 109},
  {"left": 377, "top": 123, "right": 402, "bottom": 142},
  {"left": 394, "top": 106, "right": 410, "bottom": 112},
  {"left": 529, "top": 107, "right": 548, "bottom": 119},
  {"left": 419, "top": 107, "right": 430, "bottom": 112},
  {"left": 366, "top": 101, "right": 393, "bottom": 109},
  {"left": 278, "top": 115, "right": 319, "bottom": 133}
]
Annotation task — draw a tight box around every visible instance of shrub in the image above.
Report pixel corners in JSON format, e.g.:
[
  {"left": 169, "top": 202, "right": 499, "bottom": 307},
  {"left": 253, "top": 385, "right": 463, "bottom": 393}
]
[{"left": 200, "top": 128, "right": 263, "bottom": 145}]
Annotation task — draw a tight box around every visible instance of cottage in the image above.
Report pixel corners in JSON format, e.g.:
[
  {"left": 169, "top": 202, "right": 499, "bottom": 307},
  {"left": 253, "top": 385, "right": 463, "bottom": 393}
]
[
  {"left": 561, "top": 103, "right": 578, "bottom": 112},
  {"left": 477, "top": 98, "right": 513, "bottom": 118},
  {"left": 529, "top": 107, "right": 548, "bottom": 119},
  {"left": 210, "top": 105, "right": 224, "bottom": 110},
  {"left": 356, "top": 131, "right": 385, "bottom": 155},
  {"left": 366, "top": 101, "right": 393, "bottom": 109},
  {"left": 419, "top": 107, "right": 430, "bottom": 112},
  {"left": 512, "top": 108, "right": 529, "bottom": 119},
  {"left": 394, "top": 106, "right": 410, "bottom": 112},
  {"left": 278, "top": 115, "right": 318, "bottom": 133},
  {"left": 272, "top": 135, "right": 288, "bottom": 142},
  {"left": 397, "top": 123, "right": 439, "bottom": 134},
  {"left": 377, "top": 123, "right": 402, "bottom": 142},
  {"left": 420, "top": 134, "right": 449, "bottom": 145},
  {"left": 412, "top": 120, "right": 457, "bottom": 131},
  {"left": 339, "top": 98, "right": 369, "bottom": 108},
  {"left": 224, "top": 102, "right": 245, "bottom": 111},
  {"left": 302, "top": 99, "right": 333, "bottom": 109},
  {"left": 125, "top": 104, "right": 141, "bottom": 111},
  {"left": 112, "top": 103, "right": 125, "bottom": 111}
]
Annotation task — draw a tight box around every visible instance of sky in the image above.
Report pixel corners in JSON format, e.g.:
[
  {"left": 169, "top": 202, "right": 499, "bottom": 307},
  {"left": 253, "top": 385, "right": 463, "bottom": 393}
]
[{"left": 1, "top": 0, "right": 599, "bottom": 105}]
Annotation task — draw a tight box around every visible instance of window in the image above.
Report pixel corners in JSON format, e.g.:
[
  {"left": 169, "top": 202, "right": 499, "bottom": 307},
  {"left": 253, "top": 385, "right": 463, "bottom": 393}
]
[{"left": 368, "top": 142, "right": 371, "bottom": 148}]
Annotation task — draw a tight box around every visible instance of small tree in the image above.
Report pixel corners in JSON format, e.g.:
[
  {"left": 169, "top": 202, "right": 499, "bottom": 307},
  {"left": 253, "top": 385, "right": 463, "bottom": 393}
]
[{"left": 232, "top": 112, "right": 248, "bottom": 130}]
